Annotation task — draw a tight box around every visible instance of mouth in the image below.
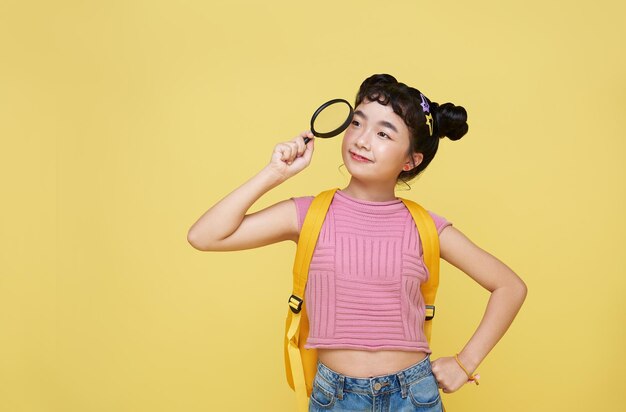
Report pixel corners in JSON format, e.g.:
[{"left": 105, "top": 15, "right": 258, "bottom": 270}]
[{"left": 349, "top": 151, "right": 373, "bottom": 162}]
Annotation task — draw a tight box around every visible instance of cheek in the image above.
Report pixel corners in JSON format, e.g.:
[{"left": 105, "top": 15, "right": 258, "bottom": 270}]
[
  {"left": 340, "top": 135, "right": 349, "bottom": 161},
  {"left": 341, "top": 131, "right": 354, "bottom": 151},
  {"left": 342, "top": 128, "right": 355, "bottom": 142},
  {"left": 379, "top": 145, "right": 408, "bottom": 167}
]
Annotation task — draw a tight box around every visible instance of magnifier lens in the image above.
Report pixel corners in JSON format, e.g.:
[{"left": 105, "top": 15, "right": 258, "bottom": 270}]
[
  {"left": 304, "top": 98, "right": 354, "bottom": 144},
  {"left": 312, "top": 102, "right": 353, "bottom": 135}
]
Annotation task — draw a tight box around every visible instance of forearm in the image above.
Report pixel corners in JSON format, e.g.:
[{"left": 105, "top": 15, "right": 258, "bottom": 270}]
[
  {"left": 187, "top": 166, "right": 285, "bottom": 246},
  {"left": 457, "top": 280, "right": 527, "bottom": 373}
]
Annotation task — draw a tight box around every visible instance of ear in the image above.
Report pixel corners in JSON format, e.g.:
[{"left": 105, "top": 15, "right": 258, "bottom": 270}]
[{"left": 403, "top": 152, "right": 424, "bottom": 171}]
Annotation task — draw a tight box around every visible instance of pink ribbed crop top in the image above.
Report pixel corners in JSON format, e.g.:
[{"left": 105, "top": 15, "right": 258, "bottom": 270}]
[{"left": 290, "top": 190, "right": 452, "bottom": 352}]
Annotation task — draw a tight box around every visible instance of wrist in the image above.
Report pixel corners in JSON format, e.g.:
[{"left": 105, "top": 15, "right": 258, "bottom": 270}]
[
  {"left": 260, "top": 165, "right": 288, "bottom": 186},
  {"left": 454, "top": 353, "right": 480, "bottom": 385},
  {"left": 456, "top": 351, "right": 480, "bottom": 374}
]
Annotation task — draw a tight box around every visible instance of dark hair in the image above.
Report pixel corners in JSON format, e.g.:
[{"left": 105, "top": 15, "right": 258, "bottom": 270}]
[{"left": 354, "top": 73, "right": 469, "bottom": 185}]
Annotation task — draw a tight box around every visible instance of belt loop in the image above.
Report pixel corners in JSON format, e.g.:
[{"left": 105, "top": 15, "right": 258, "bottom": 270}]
[
  {"left": 336, "top": 376, "right": 345, "bottom": 400},
  {"left": 396, "top": 371, "right": 408, "bottom": 398}
]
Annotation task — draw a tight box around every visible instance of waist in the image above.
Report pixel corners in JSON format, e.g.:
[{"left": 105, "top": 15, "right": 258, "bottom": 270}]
[
  {"left": 317, "top": 348, "right": 428, "bottom": 378},
  {"left": 314, "top": 354, "right": 433, "bottom": 395}
]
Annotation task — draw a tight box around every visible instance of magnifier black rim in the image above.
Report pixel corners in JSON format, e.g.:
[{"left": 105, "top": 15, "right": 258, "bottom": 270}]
[{"left": 310, "top": 98, "right": 354, "bottom": 138}]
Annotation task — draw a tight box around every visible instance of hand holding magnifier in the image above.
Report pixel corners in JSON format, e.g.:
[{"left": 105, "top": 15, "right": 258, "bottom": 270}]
[{"left": 304, "top": 99, "right": 354, "bottom": 144}]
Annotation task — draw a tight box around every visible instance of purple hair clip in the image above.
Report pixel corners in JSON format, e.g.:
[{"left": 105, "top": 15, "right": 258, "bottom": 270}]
[
  {"left": 419, "top": 92, "right": 430, "bottom": 113},
  {"left": 420, "top": 92, "right": 434, "bottom": 136}
]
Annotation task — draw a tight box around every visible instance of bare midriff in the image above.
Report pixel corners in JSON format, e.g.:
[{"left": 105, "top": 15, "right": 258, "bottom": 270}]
[{"left": 317, "top": 348, "right": 428, "bottom": 378}]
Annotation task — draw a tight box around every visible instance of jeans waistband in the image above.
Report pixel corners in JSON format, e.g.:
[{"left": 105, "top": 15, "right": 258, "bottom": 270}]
[{"left": 314, "top": 355, "right": 432, "bottom": 398}]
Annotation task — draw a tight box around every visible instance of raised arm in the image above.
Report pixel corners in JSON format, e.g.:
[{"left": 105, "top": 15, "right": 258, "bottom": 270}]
[{"left": 187, "top": 131, "right": 314, "bottom": 251}]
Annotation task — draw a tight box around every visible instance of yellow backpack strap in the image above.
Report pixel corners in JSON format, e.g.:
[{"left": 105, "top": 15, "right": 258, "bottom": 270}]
[
  {"left": 289, "top": 188, "right": 339, "bottom": 312},
  {"left": 400, "top": 198, "right": 441, "bottom": 343},
  {"left": 285, "top": 188, "right": 338, "bottom": 412}
]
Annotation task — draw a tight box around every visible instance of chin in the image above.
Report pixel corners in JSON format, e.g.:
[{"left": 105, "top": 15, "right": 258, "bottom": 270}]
[
  {"left": 343, "top": 161, "right": 373, "bottom": 181},
  {"left": 341, "top": 158, "right": 356, "bottom": 175}
]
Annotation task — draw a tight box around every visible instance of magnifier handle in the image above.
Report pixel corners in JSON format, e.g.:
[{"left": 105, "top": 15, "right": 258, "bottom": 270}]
[{"left": 303, "top": 137, "right": 311, "bottom": 145}]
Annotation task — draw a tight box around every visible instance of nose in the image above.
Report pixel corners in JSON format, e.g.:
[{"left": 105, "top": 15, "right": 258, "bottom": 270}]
[{"left": 355, "top": 129, "right": 371, "bottom": 150}]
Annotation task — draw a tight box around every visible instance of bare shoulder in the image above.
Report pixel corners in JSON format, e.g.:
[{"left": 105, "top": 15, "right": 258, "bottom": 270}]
[{"left": 438, "top": 225, "right": 526, "bottom": 292}]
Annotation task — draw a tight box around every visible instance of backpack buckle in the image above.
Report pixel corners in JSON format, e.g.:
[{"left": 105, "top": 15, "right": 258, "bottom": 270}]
[
  {"left": 288, "top": 294, "right": 303, "bottom": 313},
  {"left": 425, "top": 305, "right": 435, "bottom": 321}
]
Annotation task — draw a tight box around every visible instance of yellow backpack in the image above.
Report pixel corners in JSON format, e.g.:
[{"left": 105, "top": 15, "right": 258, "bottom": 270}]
[{"left": 284, "top": 188, "right": 442, "bottom": 412}]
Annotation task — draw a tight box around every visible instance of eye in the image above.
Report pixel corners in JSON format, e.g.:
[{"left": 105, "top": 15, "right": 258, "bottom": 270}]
[
  {"left": 351, "top": 120, "right": 360, "bottom": 127},
  {"left": 378, "top": 131, "right": 391, "bottom": 139}
]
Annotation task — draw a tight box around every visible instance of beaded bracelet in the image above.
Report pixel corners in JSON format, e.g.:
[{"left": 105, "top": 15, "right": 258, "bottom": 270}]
[{"left": 454, "top": 354, "right": 480, "bottom": 385}]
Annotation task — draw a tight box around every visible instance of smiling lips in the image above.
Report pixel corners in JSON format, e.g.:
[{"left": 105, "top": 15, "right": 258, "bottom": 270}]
[{"left": 350, "top": 151, "right": 372, "bottom": 162}]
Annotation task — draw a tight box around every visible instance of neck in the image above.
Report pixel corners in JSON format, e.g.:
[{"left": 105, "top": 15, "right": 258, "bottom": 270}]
[{"left": 341, "top": 178, "right": 398, "bottom": 202}]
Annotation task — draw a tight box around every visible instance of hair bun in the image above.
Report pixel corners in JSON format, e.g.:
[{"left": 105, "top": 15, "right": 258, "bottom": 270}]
[{"left": 433, "top": 102, "right": 468, "bottom": 141}]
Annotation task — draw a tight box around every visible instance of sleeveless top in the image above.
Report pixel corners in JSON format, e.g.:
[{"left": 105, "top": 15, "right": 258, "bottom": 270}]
[{"left": 291, "top": 190, "right": 452, "bottom": 352}]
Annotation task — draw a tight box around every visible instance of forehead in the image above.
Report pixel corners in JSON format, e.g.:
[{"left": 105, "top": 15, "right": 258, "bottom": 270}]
[{"left": 354, "top": 99, "right": 408, "bottom": 132}]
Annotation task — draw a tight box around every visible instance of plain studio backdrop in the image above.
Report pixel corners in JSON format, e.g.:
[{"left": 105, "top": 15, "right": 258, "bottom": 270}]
[{"left": 1, "top": 1, "right": 624, "bottom": 411}]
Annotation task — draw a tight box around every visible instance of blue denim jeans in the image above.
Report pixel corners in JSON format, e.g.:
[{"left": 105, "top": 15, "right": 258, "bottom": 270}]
[{"left": 309, "top": 355, "right": 443, "bottom": 412}]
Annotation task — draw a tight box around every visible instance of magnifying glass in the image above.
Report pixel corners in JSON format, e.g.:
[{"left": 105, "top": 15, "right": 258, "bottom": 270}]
[{"left": 304, "top": 98, "right": 354, "bottom": 144}]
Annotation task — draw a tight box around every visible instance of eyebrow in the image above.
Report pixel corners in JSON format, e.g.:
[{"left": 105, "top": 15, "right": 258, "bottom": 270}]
[{"left": 353, "top": 110, "right": 399, "bottom": 133}]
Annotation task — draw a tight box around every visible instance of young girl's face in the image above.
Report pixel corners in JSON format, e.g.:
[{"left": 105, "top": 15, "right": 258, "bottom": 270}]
[{"left": 341, "top": 98, "right": 418, "bottom": 184}]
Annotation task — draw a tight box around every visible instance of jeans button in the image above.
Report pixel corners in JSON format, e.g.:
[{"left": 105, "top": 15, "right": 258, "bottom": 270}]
[{"left": 373, "top": 382, "right": 382, "bottom": 391}]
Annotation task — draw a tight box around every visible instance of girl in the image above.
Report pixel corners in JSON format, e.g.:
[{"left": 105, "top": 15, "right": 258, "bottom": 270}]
[{"left": 187, "top": 74, "right": 527, "bottom": 411}]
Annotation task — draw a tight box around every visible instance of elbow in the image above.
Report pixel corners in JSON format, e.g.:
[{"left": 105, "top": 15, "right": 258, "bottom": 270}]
[
  {"left": 511, "top": 277, "right": 528, "bottom": 305},
  {"left": 187, "top": 229, "right": 226, "bottom": 251},
  {"left": 494, "top": 274, "right": 527, "bottom": 305},
  {"left": 187, "top": 229, "right": 208, "bottom": 251}
]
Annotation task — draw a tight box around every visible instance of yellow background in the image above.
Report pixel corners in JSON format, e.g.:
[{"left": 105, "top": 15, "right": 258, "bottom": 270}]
[{"left": 1, "top": 0, "right": 624, "bottom": 410}]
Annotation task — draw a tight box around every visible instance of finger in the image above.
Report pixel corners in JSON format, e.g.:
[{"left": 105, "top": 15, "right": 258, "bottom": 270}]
[
  {"left": 286, "top": 141, "right": 298, "bottom": 161},
  {"left": 278, "top": 142, "right": 292, "bottom": 160},
  {"left": 294, "top": 135, "right": 305, "bottom": 157},
  {"left": 276, "top": 144, "right": 294, "bottom": 163},
  {"left": 302, "top": 137, "right": 314, "bottom": 162},
  {"left": 302, "top": 137, "right": 314, "bottom": 154},
  {"left": 302, "top": 133, "right": 312, "bottom": 153},
  {"left": 276, "top": 144, "right": 290, "bottom": 161}
]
